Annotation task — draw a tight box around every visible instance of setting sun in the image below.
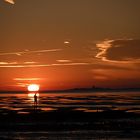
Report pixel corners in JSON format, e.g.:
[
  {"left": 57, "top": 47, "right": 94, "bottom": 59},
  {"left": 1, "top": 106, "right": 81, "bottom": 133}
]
[{"left": 27, "top": 84, "right": 40, "bottom": 92}]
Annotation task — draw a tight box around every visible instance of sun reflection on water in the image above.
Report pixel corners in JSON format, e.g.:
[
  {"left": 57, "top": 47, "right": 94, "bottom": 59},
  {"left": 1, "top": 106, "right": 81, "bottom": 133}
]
[{"left": 28, "top": 93, "right": 39, "bottom": 102}]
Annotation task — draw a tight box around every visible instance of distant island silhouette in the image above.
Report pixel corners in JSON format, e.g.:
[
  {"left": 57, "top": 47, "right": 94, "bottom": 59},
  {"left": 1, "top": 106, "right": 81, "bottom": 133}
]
[{"left": 0, "top": 87, "right": 140, "bottom": 93}]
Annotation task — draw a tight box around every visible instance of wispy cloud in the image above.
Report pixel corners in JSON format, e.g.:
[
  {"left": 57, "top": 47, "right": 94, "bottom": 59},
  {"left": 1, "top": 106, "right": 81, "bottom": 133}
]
[
  {"left": 96, "top": 40, "right": 113, "bottom": 61},
  {"left": 4, "top": 0, "right": 15, "bottom": 4},
  {"left": 0, "top": 61, "right": 38, "bottom": 65},
  {"left": 56, "top": 60, "right": 72, "bottom": 63},
  {"left": 14, "top": 78, "right": 43, "bottom": 81},
  {"left": 0, "top": 62, "right": 91, "bottom": 68},
  {"left": 24, "top": 62, "right": 38, "bottom": 64},
  {"left": 0, "top": 49, "right": 62, "bottom": 56},
  {"left": 0, "top": 62, "right": 17, "bottom": 65},
  {"left": 96, "top": 39, "right": 140, "bottom": 63},
  {"left": 51, "top": 63, "right": 90, "bottom": 66},
  {"left": 16, "top": 83, "right": 29, "bottom": 87}
]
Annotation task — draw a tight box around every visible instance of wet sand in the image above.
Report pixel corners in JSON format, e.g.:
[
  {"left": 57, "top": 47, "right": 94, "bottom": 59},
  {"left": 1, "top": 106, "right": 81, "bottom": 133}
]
[
  {"left": 0, "top": 92, "right": 140, "bottom": 139},
  {"left": 0, "top": 109, "right": 140, "bottom": 139}
]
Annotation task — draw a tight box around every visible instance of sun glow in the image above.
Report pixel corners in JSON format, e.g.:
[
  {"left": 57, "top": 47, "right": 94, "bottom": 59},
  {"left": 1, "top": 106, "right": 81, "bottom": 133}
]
[{"left": 27, "top": 84, "right": 40, "bottom": 92}]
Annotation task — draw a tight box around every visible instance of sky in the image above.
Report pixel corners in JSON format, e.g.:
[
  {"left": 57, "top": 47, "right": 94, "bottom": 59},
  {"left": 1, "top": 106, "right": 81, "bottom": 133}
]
[{"left": 0, "top": 0, "right": 140, "bottom": 91}]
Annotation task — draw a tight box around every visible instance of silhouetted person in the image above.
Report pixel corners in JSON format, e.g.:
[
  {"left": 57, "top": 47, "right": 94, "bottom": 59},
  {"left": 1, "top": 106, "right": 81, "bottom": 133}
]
[{"left": 34, "top": 93, "right": 38, "bottom": 109}]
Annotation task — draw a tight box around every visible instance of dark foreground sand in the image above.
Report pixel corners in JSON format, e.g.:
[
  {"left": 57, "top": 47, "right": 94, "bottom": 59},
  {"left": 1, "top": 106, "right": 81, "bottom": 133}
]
[
  {"left": 0, "top": 130, "right": 140, "bottom": 140},
  {"left": 0, "top": 109, "right": 140, "bottom": 139},
  {"left": 0, "top": 109, "right": 140, "bottom": 131}
]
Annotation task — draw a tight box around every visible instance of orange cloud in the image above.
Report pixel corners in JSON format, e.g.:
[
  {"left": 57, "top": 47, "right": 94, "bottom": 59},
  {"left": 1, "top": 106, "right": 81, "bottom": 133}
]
[
  {"left": 0, "top": 62, "right": 90, "bottom": 68},
  {"left": 56, "top": 60, "right": 72, "bottom": 63},
  {"left": 4, "top": 0, "right": 15, "bottom": 4},
  {"left": 0, "top": 62, "right": 17, "bottom": 65},
  {"left": 14, "top": 78, "right": 43, "bottom": 81},
  {"left": 24, "top": 62, "right": 38, "bottom": 64}
]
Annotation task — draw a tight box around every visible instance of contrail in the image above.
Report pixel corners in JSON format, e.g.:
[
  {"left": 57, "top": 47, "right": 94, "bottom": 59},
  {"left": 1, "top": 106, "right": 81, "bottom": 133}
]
[
  {"left": 0, "top": 49, "right": 62, "bottom": 56},
  {"left": 4, "top": 0, "right": 15, "bottom": 4}
]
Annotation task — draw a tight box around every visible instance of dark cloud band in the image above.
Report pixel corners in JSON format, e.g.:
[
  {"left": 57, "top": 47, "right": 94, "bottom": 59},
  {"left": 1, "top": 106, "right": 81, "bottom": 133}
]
[{"left": 96, "top": 39, "right": 140, "bottom": 63}]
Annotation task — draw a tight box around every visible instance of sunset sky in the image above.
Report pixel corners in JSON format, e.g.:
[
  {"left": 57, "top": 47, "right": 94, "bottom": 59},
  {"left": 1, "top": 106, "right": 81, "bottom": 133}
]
[{"left": 0, "top": 0, "right": 140, "bottom": 91}]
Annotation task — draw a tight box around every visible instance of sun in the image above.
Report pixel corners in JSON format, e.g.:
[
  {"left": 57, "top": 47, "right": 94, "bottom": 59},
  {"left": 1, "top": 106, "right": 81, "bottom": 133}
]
[{"left": 27, "top": 84, "right": 40, "bottom": 92}]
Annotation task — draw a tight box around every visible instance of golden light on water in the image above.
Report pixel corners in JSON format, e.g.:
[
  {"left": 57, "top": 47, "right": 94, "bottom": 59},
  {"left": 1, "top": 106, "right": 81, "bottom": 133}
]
[
  {"left": 28, "top": 93, "right": 39, "bottom": 97},
  {"left": 27, "top": 84, "right": 40, "bottom": 92},
  {"left": 28, "top": 93, "right": 39, "bottom": 102}
]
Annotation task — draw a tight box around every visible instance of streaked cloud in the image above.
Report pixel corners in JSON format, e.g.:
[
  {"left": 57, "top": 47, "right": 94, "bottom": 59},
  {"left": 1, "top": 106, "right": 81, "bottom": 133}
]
[
  {"left": 0, "top": 62, "right": 17, "bottom": 65},
  {"left": 0, "top": 62, "right": 91, "bottom": 68},
  {"left": 4, "top": 0, "right": 15, "bottom": 4},
  {"left": 24, "top": 62, "right": 38, "bottom": 64},
  {"left": 16, "top": 83, "right": 29, "bottom": 87},
  {"left": 0, "top": 62, "right": 9, "bottom": 65},
  {"left": 0, "top": 61, "right": 38, "bottom": 65},
  {"left": 56, "top": 60, "right": 72, "bottom": 63},
  {"left": 96, "top": 39, "right": 140, "bottom": 63},
  {"left": 14, "top": 78, "right": 43, "bottom": 81},
  {"left": 0, "top": 49, "right": 62, "bottom": 56},
  {"left": 51, "top": 63, "right": 90, "bottom": 66}
]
